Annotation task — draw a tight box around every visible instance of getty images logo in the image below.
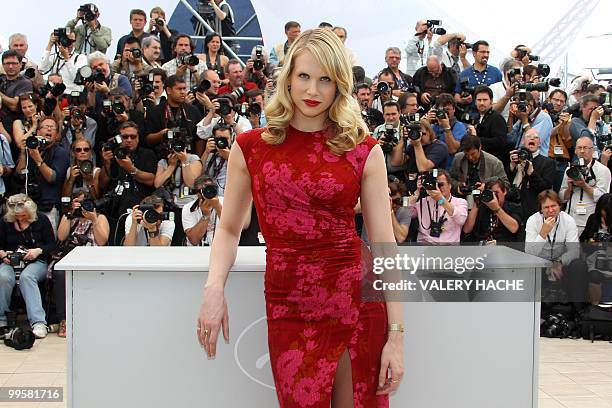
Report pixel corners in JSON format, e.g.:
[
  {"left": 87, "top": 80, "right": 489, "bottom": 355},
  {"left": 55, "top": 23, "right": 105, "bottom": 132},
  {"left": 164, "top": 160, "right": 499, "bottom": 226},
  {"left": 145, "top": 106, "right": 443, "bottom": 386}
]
[{"left": 234, "top": 316, "right": 276, "bottom": 390}]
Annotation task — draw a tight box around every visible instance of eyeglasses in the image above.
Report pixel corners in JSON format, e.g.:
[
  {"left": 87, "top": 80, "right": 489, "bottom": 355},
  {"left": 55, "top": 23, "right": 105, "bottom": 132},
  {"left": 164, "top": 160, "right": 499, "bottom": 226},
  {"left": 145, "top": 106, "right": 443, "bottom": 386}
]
[
  {"left": 74, "top": 147, "right": 91, "bottom": 153},
  {"left": 575, "top": 146, "right": 593, "bottom": 151},
  {"left": 40, "top": 124, "right": 57, "bottom": 130},
  {"left": 7, "top": 201, "right": 26, "bottom": 209},
  {"left": 3, "top": 61, "right": 20, "bottom": 66},
  {"left": 122, "top": 135, "right": 138, "bottom": 140}
]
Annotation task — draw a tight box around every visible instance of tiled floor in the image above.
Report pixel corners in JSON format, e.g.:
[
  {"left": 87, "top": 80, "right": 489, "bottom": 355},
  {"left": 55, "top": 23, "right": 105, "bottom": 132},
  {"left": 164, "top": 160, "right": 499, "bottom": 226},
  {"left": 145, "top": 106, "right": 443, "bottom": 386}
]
[{"left": 0, "top": 336, "right": 611, "bottom": 407}]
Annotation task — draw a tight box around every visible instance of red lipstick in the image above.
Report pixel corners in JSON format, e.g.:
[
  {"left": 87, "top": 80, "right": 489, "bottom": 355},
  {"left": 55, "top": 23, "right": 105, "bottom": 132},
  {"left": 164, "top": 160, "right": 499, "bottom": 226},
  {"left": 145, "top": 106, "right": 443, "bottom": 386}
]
[{"left": 304, "top": 99, "right": 321, "bottom": 107}]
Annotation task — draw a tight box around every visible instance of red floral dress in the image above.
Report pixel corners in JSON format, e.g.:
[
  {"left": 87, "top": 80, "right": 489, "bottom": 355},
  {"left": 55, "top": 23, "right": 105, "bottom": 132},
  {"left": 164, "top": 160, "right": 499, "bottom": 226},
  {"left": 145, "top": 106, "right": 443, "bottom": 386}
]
[{"left": 236, "top": 126, "right": 389, "bottom": 407}]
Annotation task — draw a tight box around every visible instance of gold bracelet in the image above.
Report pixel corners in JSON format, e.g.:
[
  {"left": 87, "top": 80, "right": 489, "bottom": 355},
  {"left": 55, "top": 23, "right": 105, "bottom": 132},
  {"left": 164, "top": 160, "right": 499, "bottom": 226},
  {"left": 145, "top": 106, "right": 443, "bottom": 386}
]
[{"left": 388, "top": 323, "right": 405, "bottom": 332}]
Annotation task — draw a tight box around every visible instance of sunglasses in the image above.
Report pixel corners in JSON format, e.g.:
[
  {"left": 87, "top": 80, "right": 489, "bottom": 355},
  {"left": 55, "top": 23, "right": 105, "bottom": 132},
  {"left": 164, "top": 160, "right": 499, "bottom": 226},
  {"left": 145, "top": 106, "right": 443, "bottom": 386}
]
[
  {"left": 74, "top": 147, "right": 91, "bottom": 153},
  {"left": 122, "top": 135, "right": 138, "bottom": 140}
]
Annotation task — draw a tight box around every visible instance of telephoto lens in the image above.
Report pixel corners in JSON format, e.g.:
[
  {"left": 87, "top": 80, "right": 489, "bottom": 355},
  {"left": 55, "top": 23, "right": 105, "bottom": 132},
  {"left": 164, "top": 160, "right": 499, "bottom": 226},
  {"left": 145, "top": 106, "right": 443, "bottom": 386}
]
[{"left": 78, "top": 159, "right": 94, "bottom": 174}]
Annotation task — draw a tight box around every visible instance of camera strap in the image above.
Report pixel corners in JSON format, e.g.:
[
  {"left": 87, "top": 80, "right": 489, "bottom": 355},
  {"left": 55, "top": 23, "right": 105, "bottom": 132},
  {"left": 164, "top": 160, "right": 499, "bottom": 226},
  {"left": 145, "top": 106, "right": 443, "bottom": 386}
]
[
  {"left": 420, "top": 197, "right": 448, "bottom": 231},
  {"left": 546, "top": 222, "right": 559, "bottom": 261},
  {"left": 471, "top": 65, "right": 489, "bottom": 86}
]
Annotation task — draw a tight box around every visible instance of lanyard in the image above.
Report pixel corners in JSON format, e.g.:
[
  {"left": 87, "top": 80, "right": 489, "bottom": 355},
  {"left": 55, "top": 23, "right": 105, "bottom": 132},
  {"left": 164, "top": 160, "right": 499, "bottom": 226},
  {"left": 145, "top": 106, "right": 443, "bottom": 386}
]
[
  {"left": 546, "top": 221, "right": 559, "bottom": 260},
  {"left": 472, "top": 65, "right": 489, "bottom": 86}
]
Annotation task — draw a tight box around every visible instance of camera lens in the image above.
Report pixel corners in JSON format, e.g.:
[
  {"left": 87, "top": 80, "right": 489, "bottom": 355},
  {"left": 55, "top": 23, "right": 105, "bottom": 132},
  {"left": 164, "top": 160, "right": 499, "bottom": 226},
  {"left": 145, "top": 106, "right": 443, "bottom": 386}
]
[
  {"left": 79, "top": 159, "right": 93, "bottom": 174},
  {"left": 115, "top": 147, "right": 128, "bottom": 160},
  {"left": 131, "top": 48, "right": 142, "bottom": 59},
  {"left": 481, "top": 189, "right": 494, "bottom": 203},
  {"left": 377, "top": 82, "right": 390, "bottom": 93},
  {"left": 202, "top": 184, "right": 218, "bottom": 199},
  {"left": 171, "top": 139, "right": 185, "bottom": 152},
  {"left": 26, "top": 136, "right": 40, "bottom": 149},
  {"left": 143, "top": 209, "right": 160, "bottom": 224},
  {"left": 155, "top": 18, "right": 164, "bottom": 26},
  {"left": 81, "top": 198, "right": 95, "bottom": 212},
  {"left": 253, "top": 59, "right": 264, "bottom": 71},
  {"left": 215, "top": 137, "right": 229, "bottom": 150}
]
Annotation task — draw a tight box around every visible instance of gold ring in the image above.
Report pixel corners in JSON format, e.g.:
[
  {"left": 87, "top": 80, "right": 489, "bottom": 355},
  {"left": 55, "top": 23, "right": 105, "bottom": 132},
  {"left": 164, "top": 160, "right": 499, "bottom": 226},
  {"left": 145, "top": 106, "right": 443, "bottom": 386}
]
[
  {"left": 203, "top": 329, "right": 210, "bottom": 336},
  {"left": 390, "top": 379, "right": 400, "bottom": 384}
]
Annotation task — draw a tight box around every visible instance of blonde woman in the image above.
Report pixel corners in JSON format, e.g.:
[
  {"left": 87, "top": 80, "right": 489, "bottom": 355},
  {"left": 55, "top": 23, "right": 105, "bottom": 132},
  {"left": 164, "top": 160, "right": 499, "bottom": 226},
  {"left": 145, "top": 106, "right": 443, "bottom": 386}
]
[
  {"left": 197, "top": 29, "right": 404, "bottom": 406},
  {"left": 0, "top": 194, "right": 55, "bottom": 338}
]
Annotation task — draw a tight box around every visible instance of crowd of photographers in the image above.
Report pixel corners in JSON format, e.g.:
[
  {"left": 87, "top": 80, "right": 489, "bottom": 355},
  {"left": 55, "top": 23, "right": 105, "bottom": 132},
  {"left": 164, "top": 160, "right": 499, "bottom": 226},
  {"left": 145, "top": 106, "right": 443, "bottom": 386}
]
[{"left": 0, "top": 7, "right": 611, "bottom": 338}]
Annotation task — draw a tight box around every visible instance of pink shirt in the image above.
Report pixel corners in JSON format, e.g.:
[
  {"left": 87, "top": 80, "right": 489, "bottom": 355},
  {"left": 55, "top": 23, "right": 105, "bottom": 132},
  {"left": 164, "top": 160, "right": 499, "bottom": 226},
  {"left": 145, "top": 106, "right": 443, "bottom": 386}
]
[{"left": 407, "top": 195, "right": 468, "bottom": 243}]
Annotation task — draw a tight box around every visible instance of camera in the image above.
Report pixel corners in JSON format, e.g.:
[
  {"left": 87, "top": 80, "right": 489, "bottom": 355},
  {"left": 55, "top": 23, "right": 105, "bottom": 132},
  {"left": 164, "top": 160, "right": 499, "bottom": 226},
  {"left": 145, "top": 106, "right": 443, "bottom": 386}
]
[
  {"left": 54, "top": 27, "right": 74, "bottom": 47},
  {"left": 516, "top": 89, "right": 528, "bottom": 113},
  {"left": 200, "top": 184, "right": 219, "bottom": 199},
  {"left": 178, "top": 54, "right": 200, "bottom": 67},
  {"left": 78, "top": 4, "right": 97, "bottom": 22},
  {"left": 422, "top": 169, "right": 439, "bottom": 191},
  {"left": 166, "top": 128, "right": 189, "bottom": 152},
  {"left": 380, "top": 124, "right": 398, "bottom": 154},
  {"left": 598, "top": 132, "right": 612, "bottom": 151},
  {"left": 197, "top": 0, "right": 216, "bottom": 18},
  {"left": 230, "top": 87, "right": 247, "bottom": 101},
  {"left": 191, "top": 79, "right": 211, "bottom": 94},
  {"left": 460, "top": 170, "right": 481, "bottom": 196},
  {"left": 237, "top": 102, "right": 262, "bottom": 118},
  {"left": 516, "top": 49, "right": 539, "bottom": 62},
  {"left": 155, "top": 18, "right": 164, "bottom": 27},
  {"left": 78, "top": 159, "right": 93, "bottom": 174},
  {"left": 566, "top": 158, "right": 587, "bottom": 181},
  {"left": 593, "top": 232, "right": 612, "bottom": 243},
  {"left": 459, "top": 77, "right": 474, "bottom": 98},
  {"left": 216, "top": 97, "right": 233, "bottom": 116},
  {"left": 517, "top": 146, "right": 533, "bottom": 162},
  {"left": 25, "top": 136, "right": 49, "bottom": 150},
  {"left": 518, "top": 81, "right": 549, "bottom": 93},
  {"left": 433, "top": 108, "right": 446, "bottom": 120},
  {"left": 112, "top": 100, "right": 126, "bottom": 115},
  {"left": 399, "top": 113, "right": 421, "bottom": 141},
  {"left": 426, "top": 19, "right": 442, "bottom": 27},
  {"left": 38, "top": 82, "right": 66, "bottom": 98},
  {"left": 130, "top": 48, "right": 142, "bottom": 59},
  {"left": 253, "top": 45, "right": 265, "bottom": 71},
  {"left": 81, "top": 67, "right": 106, "bottom": 84},
  {"left": 139, "top": 204, "right": 172, "bottom": 224},
  {"left": 376, "top": 81, "right": 390, "bottom": 94},
  {"left": 7, "top": 248, "right": 27, "bottom": 268},
  {"left": 102, "top": 135, "right": 128, "bottom": 160},
  {"left": 214, "top": 136, "right": 229, "bottom": 150},
  {"left": 480, "top": 189, "right": 494, "bottom": 203},
  {"left": 136, "top": 72, "right": 154, "bottom": 97},
  {"left": 536, "top": 63, "right": 551, "bottom": 78},
  {"left": 507, "top": 67, "right": 522, "bottom": 81}
]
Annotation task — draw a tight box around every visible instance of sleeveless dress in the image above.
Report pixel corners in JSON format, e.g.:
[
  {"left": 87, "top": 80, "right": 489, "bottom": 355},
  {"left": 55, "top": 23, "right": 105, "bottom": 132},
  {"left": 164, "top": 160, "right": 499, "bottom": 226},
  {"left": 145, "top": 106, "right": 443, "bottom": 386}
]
[{"left": 236, "top": 126, "right": 389, "bottom": 407}]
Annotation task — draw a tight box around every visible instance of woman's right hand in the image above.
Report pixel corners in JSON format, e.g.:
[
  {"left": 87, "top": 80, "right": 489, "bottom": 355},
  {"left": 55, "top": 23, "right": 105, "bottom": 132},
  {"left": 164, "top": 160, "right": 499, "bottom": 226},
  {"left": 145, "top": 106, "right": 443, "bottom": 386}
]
[
  {"left": 70, "top": 165, "right": 81, "bottom": 179},
  {"left": 197, "top": 285, "right": 229, "bottom": 359}
]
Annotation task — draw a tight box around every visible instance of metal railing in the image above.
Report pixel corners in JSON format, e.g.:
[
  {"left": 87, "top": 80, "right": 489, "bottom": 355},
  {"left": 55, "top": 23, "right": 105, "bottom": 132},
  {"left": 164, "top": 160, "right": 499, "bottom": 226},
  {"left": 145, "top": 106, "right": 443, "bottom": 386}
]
[{"left": 179, "top": 0, "right": 263, "bottom": 67}]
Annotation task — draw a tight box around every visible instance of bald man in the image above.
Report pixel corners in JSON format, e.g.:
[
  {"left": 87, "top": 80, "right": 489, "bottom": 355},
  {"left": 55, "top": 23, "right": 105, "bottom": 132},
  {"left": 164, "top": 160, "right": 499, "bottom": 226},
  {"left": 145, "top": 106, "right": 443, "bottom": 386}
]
[{"left": 412, "top": 55, "right": 458, "bottom": 108}]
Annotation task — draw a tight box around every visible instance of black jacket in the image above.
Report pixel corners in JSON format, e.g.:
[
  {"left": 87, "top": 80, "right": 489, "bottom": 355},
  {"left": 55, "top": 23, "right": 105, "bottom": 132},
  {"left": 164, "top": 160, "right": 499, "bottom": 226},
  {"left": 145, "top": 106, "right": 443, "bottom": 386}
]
[
  {"left": 412, "top": 65, "right": 457, "bottom": 108},
  {"left": 477, "top": 108, "right": 508, "bottom": 165},
  {"left": 508, "top": 154, "right": 556, "bottom": 217}
]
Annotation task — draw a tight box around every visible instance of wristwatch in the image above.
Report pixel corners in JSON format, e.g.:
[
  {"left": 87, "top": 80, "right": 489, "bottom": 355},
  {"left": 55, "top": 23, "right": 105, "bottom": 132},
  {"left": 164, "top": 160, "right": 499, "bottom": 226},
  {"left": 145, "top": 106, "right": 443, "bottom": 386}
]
[
  {"left": 388, "top": 323, "right": 405, "bottom": 333},
  {"left": 443, "top": 127, "right": 452, "bottom": 132},
  {"left": 130, "top": 167, "right": 138, "bottom": 176}
]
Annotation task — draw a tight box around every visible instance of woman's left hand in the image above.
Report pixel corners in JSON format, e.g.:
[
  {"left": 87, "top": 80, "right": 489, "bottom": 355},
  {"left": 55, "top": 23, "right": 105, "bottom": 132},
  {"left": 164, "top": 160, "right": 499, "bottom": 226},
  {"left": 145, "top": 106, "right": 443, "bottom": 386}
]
[
  {"left": 376, "top": 332, "right": 404, "bottom": 395},
  {"left": 23, "top": 248, "right": 43, "bottom": 261}
]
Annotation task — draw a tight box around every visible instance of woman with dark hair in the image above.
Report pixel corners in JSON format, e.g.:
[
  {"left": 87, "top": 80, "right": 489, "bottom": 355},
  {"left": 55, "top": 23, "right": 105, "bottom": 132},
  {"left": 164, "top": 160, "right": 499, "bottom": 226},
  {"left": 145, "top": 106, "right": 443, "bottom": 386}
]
[
  {"left": 12, "top": 93, "right": 44, "bottom": 147},
  {"left": 580, "top": 193, "right": 612, "bottom": 306},
  {"left": 198, "top": 33, "right": 228, "bottom": 81},
  {"left": 62, "top": 138, "right": 101, "bottom": 198}
]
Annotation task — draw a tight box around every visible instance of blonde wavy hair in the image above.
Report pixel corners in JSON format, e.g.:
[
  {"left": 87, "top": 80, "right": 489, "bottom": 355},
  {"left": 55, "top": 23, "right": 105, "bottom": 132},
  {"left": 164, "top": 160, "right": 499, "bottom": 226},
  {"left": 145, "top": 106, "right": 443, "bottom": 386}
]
[
  {"left": 4, "top": 194, "right": 38, "bottom": 223},
  {"left": 263, "top": 28, "right": 369, "bottom": 155}
]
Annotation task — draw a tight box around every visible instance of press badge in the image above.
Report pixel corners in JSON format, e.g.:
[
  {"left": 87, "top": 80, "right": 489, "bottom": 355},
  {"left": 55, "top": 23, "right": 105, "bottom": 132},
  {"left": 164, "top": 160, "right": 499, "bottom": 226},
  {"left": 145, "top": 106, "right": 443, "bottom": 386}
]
[
  {"left": 115, "top": 184, "right": 124, "bottom": 196},
  {"left": 553, "top": 145, "right": 564, "bottom": 156},
  {"left": 182, "top": 186, "right": 190, "bottom": 198},
  {"left": 402, "top": 197, "right": 409, "bottom": 207},
  {"left": 575, "top": 202, "right": 587, "bottom": 215}
]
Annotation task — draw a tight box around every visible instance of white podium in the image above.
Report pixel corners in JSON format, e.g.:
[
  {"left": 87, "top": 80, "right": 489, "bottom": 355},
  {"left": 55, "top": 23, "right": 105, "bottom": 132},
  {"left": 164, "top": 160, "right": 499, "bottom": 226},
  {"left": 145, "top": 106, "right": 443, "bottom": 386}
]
[{"left": 56, "top": 246, "right": 548, "bottom": 408}]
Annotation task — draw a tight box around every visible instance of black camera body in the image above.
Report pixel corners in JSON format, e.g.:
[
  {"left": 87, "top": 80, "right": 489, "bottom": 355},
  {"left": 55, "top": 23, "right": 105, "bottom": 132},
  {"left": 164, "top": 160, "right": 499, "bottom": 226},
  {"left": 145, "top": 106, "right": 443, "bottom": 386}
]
[
  {"left": 216, "top": 97, "right": 233, "bottom": 116},
  {"left": 25, "top": 136, "right": 49, "bottom": 150},
  {"left": 112, "top": 100, "right": 126, "bottom": 115},
  {"left": 166, "top": 128, "right": 190, "bottom": 153},
  {"left": 139, "top": 204, "right": 172, "bottom": 224},
  {"left": 38, "top": 82, "right": 66, "bottom": 98},
  {"left": 7, "top": 250, "right": 26, "bottom": 268},
  {"left": 178, "top": 54, "right": 200, "bottom": 67},
  {"left": 54, "top": 27, "right": 74, "bottom": 47},
  {"left": 253, "top": 45, "right": 265, "bottom": 71},
  {"left": 78, "top": 4, "right": 97, "bottom": 22},
  {"left": 566, "top": 158, "right": 588, "bottom": 181},
  {"left": 518, "top": 81, "right": 549, "bottom": 93},
  {"left": 422, "top": 169, "right": 439, "bottom": 191},
  {"left": 516, "top": 49, "right": 539, "bottom": 62},
  {"left": 102, "top": 135, "right": 128, "bottom": 160},
  {"left": 130, "top": 48, "right": 142, "bottom": 59},
  {"left": 155, "top": 18, "right": 165, "bottom": 27},
  {"left": 191, "top": 79, "right": 211, "bottom": 95},
  {"left": 399, "top": 113, "right": 421, "bottom": 141},
  {"left": 380, "top": 124, "right": 398, "bottom": 154},
  {"left": 459, "top": 78, "right": 474, "bottom": 98},
  {"left": 518, "top": 147, "right": 533, "bottom": 162},
  {"left": 78, "top": 159, "right": 93, "bottom": 174},
  {"left": 480, "top": 189, "right": 494, "bottom": 203},
  {"left": 593, "top": 232, "right": 612, "bottom": 243},
  {"left": 200, "top": 184, "right": 219, "bottom": 199},
  {"left": 597, "top": 132, "right": 612, "bottom": 152},
  {"left": 136, "top": 72, "right": 155, "bottom": 98}
]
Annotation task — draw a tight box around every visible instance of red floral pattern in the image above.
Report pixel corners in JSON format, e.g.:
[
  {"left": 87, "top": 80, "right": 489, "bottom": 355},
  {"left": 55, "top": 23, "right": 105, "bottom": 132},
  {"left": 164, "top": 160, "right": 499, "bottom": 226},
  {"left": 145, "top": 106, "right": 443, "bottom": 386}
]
[{"left": 237, "top": 126, "right": 389, "bottom": 407}]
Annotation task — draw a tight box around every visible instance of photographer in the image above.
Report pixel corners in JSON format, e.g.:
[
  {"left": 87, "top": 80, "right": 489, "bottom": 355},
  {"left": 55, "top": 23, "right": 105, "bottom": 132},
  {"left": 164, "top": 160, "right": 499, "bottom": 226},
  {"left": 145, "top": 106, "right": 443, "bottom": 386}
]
[
  {"left": 14, "top": 118, "right": 70, "bottom": 232},
  {"left": 269, "top": 21, "right": 300, "bottom": 67},
  {"left": 123, "top": 194, "right": 174, "bottom": 246},
  {"left": 398, "top": 92, "right": 420, "bottom": 115},
  {"left": 217, "top": 59, "right": 257, "bottom": 104},
  {"left": 40, "top": 30, "right": 88, "bottom": 94},
  {"left": 372, "top": 101, "right": 405, "bottom": 180},
  {"left": 391, "top": 118, "right": 449, "bottom": 190},
  {"left": 473, "top": 85, "right": 508, "bottom": 163},
  {"left": 559, "top": 136, "right": 611, "bottom": 235},
  {"left": 507, "top": 90, "right": 553, "bottom": 156},
  {"left": 66, "top": 3, "right": 112, "bottom": 54},
  {"left": 60, "top": 94, "right": 97, "bottom": 147},
  {"left": 426, "top": 93, "right": 466, "bottom": 166},
  {"left": 153, "top": 129, "right": 202, "bottom": 207},
  {"left": 547, "top": 91, "right": 573, "bottom": 191},
  {"left": 405, "top": 169, "right": 467, "bottom": 243},
  {"left": 0, "top": 194, "right": 55, "bottom": 338},
  {"left": 245, "top": 89, "right": 266, "bottom": 129},
  {"left": 111, "top": 37, "right": 146, "bottom": 78},
  {"left": 412, "top": 55, "right": 457, "bottom": 109},
  {"left": 404, "top": 20, "right": 433, "bottom": 76},
  {"left": 432, "top": 32, "right": 470, "bottom": 75},
  {"left": 0, "top": 130, "right": 14, "bottom": 197},
  {"left": 62, "top": 138, "right": 100, "bottom": 198},
  {"left": 332, "top": 26, "right": 358, "bottom": 67},
  {"left": 200, "top": 124, "right": 233, "bottom": 197},
  {"left": 12, "top": 93, "right": 44, "bottom": 148},
  {"left": 569, "top": 94, "right": 609, "bottom": 151},
  {"left": 141, "top": 36, "right": 162, "bottom": 69},
  {"left": 506, "top": 45, "right": 537, "bottom": 68},
  {"left": 525, "top": 190, "right": 588, "bottom": 313},
  {"left": 98, "top": 121, "right": 156, "bottom": 222},
  {"left": 244, "top": 45, "right": 272, "bottom": 90},
  {"left": 183, "top": 175, "right": 223, "bottom": 246},
  {"left": 115, "top": 9, "right": 151, "bottom": 59},
  {"left": 147, "top": 7, "right": 177, "bottom": 64},
  {"left": 145, "top": 75, "right": 201, "bottom": 158},
  {"left": 378, "top": 47, "right": 413, "bottom": 96},
  {"left": 161, "top": 34, "right": 207, "bottom": 91},
  {"left": 192, "top": 0, "right": 236, "bottom": 48},
  {"left": 454, "top": 41, "right": 503, "bottom": 106},
  {"left": 370, "top": 68, "right": 397, "bottom": 113},
  {"left": 354, "top": 83, "right": 384, "bottom": 132},
  {"left": 463, "top": 177, "right": 522, "bottom": 243},
  {"left": 0, "top": 50, "right": 34, "bottom": 132},
  {"left": 1, "top": 34, "right": 44, "bottom": 89},
  {"left": 580, "top": 193, "right": 612, "bottom": 306},
  {"left": 508, "top": 130, "right": 555, "bottom": 217},
  {"left": 196, "top": 92, "right": 251, "bottom": 141},
  {"left": 491, "top": 59, "right": 523, "bottom": 120},
  {"left": 450, "top": 135, "right": 508, "bottom": 208},
  {"left": 54, "top": 189, "right": 108, "bottom": 336},
  {"left": 199, "top": 33, "right": 228, "bottom": 81},
  {"left": 85, "top": 52, "right": 132, "bottom": 115}
]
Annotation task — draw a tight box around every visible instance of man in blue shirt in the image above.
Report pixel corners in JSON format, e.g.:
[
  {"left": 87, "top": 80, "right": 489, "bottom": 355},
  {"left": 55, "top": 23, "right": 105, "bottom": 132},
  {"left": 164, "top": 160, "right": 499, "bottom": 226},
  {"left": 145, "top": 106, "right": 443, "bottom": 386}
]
[
  {"left": 454, "top": 40, "right": 503, "bottom": 108},
  {"left": 507, "top": 90, "right": 553, "bottom": 156},
  {"left": 426, "top": 93, "right": 466, "bottom": 169}
]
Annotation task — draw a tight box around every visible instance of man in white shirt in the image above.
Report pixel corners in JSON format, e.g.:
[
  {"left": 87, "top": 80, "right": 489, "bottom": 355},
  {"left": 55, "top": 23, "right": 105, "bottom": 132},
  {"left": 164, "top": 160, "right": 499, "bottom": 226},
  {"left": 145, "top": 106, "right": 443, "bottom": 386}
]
[
  {"left": 332, "top": 26, "right": 358, "bottom": 67},
  {"left": 559, "top": 136, "right": 611, "bottom": 234},
  {"left": 124, "top": 195, "right": 174, "bottom": 246},
  {"left": 432, "top": 32, "right": 470, "bottom": 75},
  {"left": 404, "top": 20, "right": 433, "bottom": 76},
  {"left": 182, "top": 175, "right": 223, "bottom": 246},
  {"left": 491, "top": 59, "right": 522, "bottom": 121},
  {"left": 525, "top": 189, "right": 589, "bottom": 310},
  {"left": 40, "top": 30, "right": 88, "bottom": 94}
]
